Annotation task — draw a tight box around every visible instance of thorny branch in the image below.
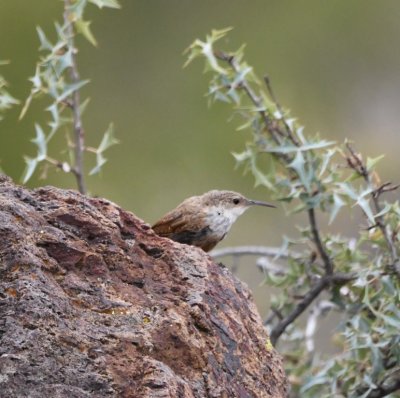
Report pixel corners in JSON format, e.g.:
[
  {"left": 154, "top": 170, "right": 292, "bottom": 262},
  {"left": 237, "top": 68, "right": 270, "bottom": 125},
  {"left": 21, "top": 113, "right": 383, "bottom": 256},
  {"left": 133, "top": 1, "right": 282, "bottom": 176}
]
[
  {"left": 308, "top": 208, "right": 334, "bottom": 275},
  {"left": 357, "top": 370, "right": 400, "bottom": 398},
  {"left": 189, "top": 34, "right": 400, "bottom": 395},
  {"left": 346, "top": 143, "right": 400, "bottom": 277},
  {"left": 216, "top": 50, "right": 342, "bottom": 343},
  {"left": 64, "top": 0, "right": 86, "bottom": 194},
  {"left": 215, "top": 51, "right": 284, "bottom": 148},
  {"left": 269, "top": 272, "right": 355, "bottom": 345},
  {"left": 263, "top": 75, "right": 300, "bottom": 146}
]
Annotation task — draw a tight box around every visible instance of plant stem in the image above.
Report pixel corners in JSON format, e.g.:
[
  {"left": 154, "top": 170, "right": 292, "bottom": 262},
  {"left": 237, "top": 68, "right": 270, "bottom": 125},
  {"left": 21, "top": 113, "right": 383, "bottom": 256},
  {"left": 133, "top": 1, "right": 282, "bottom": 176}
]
[
  {"left": 269, "top": 272, "right": 355, "bottom": 345},
  {"left": 64, "top": 0, "right": 86, "bottom": 194},
  {"left": 346, "top": 143, "right": 399, "bottom": 277},
  {"left": 216, "top": 50, "right": 340, "bottom": 343},
  {"left": 308, "top": 208, "right": 334, "bottom": 275},
  {"left": 211, "top": 245, "right": 295, "bottom": 259}
]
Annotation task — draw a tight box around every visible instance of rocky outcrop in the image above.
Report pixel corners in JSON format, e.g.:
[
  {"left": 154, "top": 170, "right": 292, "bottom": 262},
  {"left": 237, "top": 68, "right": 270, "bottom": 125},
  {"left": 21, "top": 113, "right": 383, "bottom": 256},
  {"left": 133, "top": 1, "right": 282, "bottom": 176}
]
[{"left": 0, "top": 175, "right": 287, "bottom": 398}]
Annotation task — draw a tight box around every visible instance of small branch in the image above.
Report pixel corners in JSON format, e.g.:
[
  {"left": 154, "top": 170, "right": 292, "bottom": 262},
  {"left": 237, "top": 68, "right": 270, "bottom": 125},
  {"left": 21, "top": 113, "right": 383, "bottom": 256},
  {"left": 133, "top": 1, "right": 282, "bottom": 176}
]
[
  {"left": 263, "top": 75, "right": 300, "bottom": 146},
  {"left": 357, "top": 370, "right": 400, "bottom": 398},
  {"left": 269, "top": 272, "right": 355, "bottom": 345},
  {"left": 269, "top": 276, "right": 327, "bottom": 345},
  {"left": 308, "top": 208, "right": 334, "bottom": 275},
  {"left": 211, "top": 245, "right": 294, "bottom": 259},
  {"left": 85, "top": 146, "right": 98, "bottom": 154},
  {"left": 214, "top": 51, "right": 284, "bottom": 148},
  {"left": 215, "top": 48, "right": 341, "bottom": 343},
  {"left": 256, "top": 257, "right": 287, "bottom": 276},
  {"left": 346, "top": 143, "right": 400, "bottom": 277},
  {"left": 305, "top": 300, "right": 336, "bottom": 352},
  {"left": 372, "top": 182, "right": 400, "bottom": 198},
  {"left": 264, "top": 306, "right": 284, "bottom": 325},
  {"left": 211, "top": 246, "right": 295, "bottom": 275},
  {"left": 64, "top": 0, "right": 86, "bottom": 194},
  {"left": 46, "top": 156, "right": 78, "bottom": 176},
  {"left": 216, "top": 50, "right": 334, "bottom": 271},
  {"left": 45, "top": 156, "right": 65, "bottom": 169}
]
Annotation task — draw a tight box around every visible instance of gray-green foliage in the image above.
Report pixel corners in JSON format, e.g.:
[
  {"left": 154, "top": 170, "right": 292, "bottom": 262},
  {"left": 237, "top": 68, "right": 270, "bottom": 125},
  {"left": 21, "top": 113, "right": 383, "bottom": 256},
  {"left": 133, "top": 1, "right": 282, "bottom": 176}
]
[
  {"left": 20, "top": 0, "right": 120, "bottom": 191},
  {"left": 186, "top": 29, "right": 400, "bottom": 397},
  {"left": 0, "top": 60, "right": 19, "bottom": 121},
  {"left": 0, "top": 61, "right": 19, "bottom": 173}
]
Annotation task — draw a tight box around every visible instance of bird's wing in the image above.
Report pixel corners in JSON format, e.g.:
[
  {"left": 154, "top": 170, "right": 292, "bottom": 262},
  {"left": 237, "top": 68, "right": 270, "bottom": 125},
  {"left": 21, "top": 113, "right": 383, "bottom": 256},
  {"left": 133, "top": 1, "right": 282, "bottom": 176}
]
[
  {"left": 152, "top": 205, "right": 210, "bottom": 244},
  {"left": 152, "top": 207, "right": 190, "bottom": 237},
  {"left": 153, "top": 203, "right": 223, "bottom": 251}
]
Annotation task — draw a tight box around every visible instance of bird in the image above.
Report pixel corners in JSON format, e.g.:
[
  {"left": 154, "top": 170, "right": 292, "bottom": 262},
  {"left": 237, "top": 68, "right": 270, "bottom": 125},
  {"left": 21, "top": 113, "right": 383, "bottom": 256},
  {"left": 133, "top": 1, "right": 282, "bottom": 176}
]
[{"left": 152, "top": 190, "right": 276, "bottom": 252}]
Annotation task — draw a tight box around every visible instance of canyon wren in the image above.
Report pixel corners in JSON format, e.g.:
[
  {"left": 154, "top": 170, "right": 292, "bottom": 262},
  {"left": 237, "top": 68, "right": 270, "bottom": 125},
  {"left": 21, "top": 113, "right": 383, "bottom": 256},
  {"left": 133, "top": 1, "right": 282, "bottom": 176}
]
[{"left": 152, "top": 190, "right": 276, "bottom": 252}]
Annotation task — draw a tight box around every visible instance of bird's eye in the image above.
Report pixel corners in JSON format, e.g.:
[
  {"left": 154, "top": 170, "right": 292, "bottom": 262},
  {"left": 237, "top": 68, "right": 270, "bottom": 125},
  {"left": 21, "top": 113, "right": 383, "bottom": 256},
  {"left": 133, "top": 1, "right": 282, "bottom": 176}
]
[{"left": 233, "top": 198, "right": 240, "bottom": 205}]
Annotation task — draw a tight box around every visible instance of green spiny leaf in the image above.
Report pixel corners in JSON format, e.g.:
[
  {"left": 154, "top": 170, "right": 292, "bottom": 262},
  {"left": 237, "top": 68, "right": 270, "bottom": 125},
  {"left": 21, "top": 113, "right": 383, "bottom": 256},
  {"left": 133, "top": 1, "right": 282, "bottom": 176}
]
[
  {"left": 251, "top": 160, "right": 275, "bottom": 191},
  {"left": 97, "top": 123, "right": 119, "bottom": 153},
  {"left": 366, "top": 155, "right": 385, "bottom": 171},
  {"left": 79, "top": 97, "right": 91, "bottom": 114},
  {"left": 20, "top": 66, "right": 42, "bottom": 120},
  {"left": 289, "top": 151, "right": 310, "bottom": 191},
  {"left": 36, "top": 26, "right": 52, "bottom": 51},
  {"left": 201, "top": 41, "right": 227, "bottom": 75},
  {"left": 67, "top": 0, "right": 88, "bottom": 20},
  {"left": 207, "top": 27, "right": 233, "bottom": 44},
  {"left": 337, "top": 182, "right": 358, "bottom": 200},
  {"left": 329, "top": 193, "right": 345, "bottom": 225},
  {"left": 55, "top": 48, "right": 74, "bottom": 75},
  {"left": 32, "top": 124, "right": 47, "bottom": 161},
  {"left": 0, "top": 91, "right": 19, "bottom": 111},
  {"left": 266, "top": 140, "right": 335, "bottom": 154},
  {"left": 22, "top": 156, "right": 39, "bottom": 184},
  {"left": 318, "top": 148, "right": 336, "bottom": 178},
  {"left": 46, "top": 104, "right": 61, "bottom": 140},
  {"left": 89, "top": 0, "right": 121, "bottom": 9},
  {"left": 232, "top": 148, "right": 252, "bottom": 164},
  {"left": 89, "top": 152, "right": 107, "bottom": 175},
  {"left": 75, "top": 19, "right": 98, "bottom": 46},
  {"left": 57, "top": 79, "right": 90, "bottom": 102},
  {"left": 357, "top": 196, "right": 375, "bottom": 224}
]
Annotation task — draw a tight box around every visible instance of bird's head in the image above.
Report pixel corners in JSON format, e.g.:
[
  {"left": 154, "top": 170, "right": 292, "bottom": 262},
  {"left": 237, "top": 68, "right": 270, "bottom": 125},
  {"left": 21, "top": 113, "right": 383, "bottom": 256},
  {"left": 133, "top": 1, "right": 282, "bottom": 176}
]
[{"left": 202, "top": 190, "right": 276, "bottom": 224}]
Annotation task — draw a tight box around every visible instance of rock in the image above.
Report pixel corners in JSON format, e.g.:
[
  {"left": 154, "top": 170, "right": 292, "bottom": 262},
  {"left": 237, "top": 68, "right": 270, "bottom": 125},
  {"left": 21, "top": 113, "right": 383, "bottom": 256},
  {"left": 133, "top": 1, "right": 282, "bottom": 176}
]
[{"left": 0, "top": 175, "right": 288, "bottom": 398}]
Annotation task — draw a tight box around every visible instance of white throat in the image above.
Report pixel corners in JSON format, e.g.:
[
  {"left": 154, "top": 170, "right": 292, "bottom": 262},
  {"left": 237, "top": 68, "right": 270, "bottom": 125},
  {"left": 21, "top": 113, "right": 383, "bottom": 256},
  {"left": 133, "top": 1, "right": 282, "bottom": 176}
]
[
  {"left": 223, "top": 206, "right": 248, "bottom": 223},
  {"left": 206, "top": 206, "right": 248, "bottom": 236}
]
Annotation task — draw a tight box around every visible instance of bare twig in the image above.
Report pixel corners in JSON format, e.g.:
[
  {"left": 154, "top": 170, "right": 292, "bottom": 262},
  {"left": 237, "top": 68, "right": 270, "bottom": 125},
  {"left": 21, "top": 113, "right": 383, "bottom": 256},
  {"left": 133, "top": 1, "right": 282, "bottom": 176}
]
[
  {"left": 64, "top": 0, "right": 86, "bottom": 194},
  {"left": 256, "top": 257, "right": 287, "bottom": 276},
  {"left": 372, "top": 182, "right": 400, "bottom": 197},
  {"left": 211, "top": 246, "right": 294, "bottom": 275},
  {"left": 46, "top": 156, "right": 81, "bottom": 177},
  {"left": 231, "top": 255, "right": 240, "bottom": 274},
  {"left": 264, "top": 306, "right": 284, "bottom": 327},
  {"left": 305, "top": 300, "right": 336, "bottom": 352},
  {"left": 211, "top": 245, "right": 293, "bottom": 259}
]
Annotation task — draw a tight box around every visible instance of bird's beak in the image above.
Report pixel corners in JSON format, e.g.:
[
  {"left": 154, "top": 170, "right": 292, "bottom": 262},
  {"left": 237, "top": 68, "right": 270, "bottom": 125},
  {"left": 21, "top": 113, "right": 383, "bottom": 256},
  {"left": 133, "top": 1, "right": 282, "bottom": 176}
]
[{"left": 247, "top": 199, "right": 276, "bottom": 208}]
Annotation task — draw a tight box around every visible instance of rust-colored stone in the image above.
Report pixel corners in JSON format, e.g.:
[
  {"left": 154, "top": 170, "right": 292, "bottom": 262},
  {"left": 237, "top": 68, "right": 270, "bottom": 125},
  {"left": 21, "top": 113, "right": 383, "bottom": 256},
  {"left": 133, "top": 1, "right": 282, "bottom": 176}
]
[{"left": 0, "top": 175, "right": 288, "bottom": 398}]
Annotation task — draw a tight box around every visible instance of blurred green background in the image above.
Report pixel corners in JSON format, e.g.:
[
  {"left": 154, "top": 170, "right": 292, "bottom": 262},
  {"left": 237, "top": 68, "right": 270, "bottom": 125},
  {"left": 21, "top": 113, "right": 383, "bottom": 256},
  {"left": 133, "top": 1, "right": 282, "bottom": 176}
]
[{"left": 1, "top": 0, "right": 400, "bottom": 318}]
